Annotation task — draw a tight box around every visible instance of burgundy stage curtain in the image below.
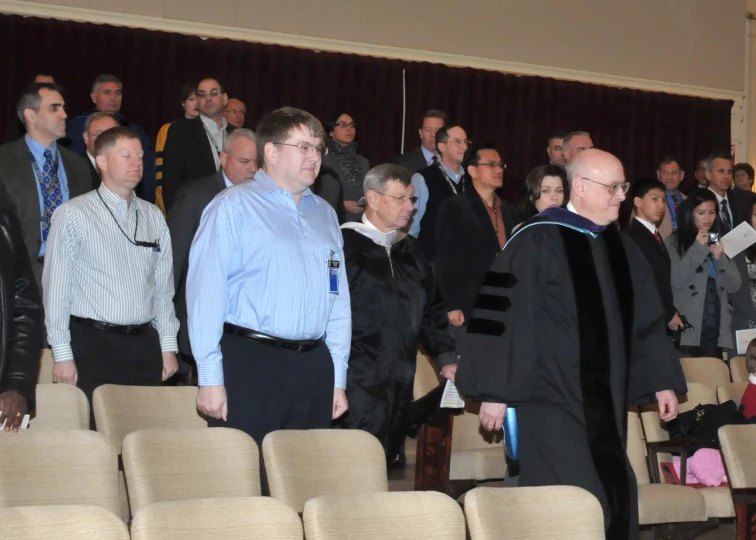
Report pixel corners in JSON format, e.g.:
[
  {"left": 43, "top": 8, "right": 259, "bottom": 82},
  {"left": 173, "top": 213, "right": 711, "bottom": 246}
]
[{"left": 1, "top": 13, "right": 732, "bottom": 207}]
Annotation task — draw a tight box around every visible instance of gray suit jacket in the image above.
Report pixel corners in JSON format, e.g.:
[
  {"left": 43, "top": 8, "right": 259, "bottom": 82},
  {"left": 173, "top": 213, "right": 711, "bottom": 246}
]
[
  {"left": 393, "top": 147, "right": 428, "bottom": 175},
  {"left": 0, "top": 137, "right": 92, "bottom": 287},
  {"left": 166, "top": 171, "right": 227, "bottom": 355},
  {"left": 665, "top": 235, "right": 742, "bottom": 350}
]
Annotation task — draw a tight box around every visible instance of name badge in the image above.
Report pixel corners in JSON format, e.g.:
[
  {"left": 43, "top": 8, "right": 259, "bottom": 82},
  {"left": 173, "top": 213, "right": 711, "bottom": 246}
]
[{"left": 328, "top": 257, "right": 340, "bottom": 294}]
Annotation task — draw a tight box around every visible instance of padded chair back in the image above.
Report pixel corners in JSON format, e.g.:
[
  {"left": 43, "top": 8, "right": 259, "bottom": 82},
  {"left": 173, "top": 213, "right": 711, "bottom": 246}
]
[
  {"left": 304, "top": 491, "right": 465, "bottom": 540},
  {"left": 28, "top": 384, "right": 89, "bottom": 430},
  {"left": 93, "top": 385, "right": 206, "bottom": 451},
  {"left": 464, "top": 486, "right": 605, "bottom": 540},
  {"left": 131, "top": 497, "right": 303, "bottom": 540},
  {"left": 718, "top": 425, "right": 756, "bottom": 489},
  {"left": 680, "top": 357, "right": 730, "bottom": 391},
  {"left": 414, "top": 351, "right": 441, "bottom": 400},
  {"left": 717, "top": 382, "right": 748, "bottom": 408},
  {"left": 451, "top": 403, "right": 503, "bottom": 452},
  {"left": 0, "top": 430, "right": 119, "bottom": 516},
  {"left": 263, "top": 429, "right": 388, "bottom": 513},
  {"left": 729, "top": 356, "right": 749, "bottom": 383},
  {"left": 122, "top": 427, "right": 261, "bottom": 514},
  {"left": 37, "top": 349, "right": 54, "bottom": 384},
  {"left": 626, "top": 412, "right": 650, "bottom": 485},
  {"left": 0, "top": 505, "right": 129, "bottom": 540}
]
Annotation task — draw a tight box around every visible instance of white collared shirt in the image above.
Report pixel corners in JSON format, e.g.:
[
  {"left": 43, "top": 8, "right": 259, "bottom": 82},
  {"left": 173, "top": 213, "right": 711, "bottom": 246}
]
[
  {"left": 200, "top": 115, "right": 228, "bottom": 170},
  {"left": 86, "top": 152, "right": 96, "bottom": 171},
  {"left": 634, "top": 216, "right": 658, "bottom": 236},
  {"left": 708, "top": 187, "right": 733, "bottom": 226},
  {"left": 750, "top": 373, "right": 756, "bottom": 385},
  {"left": 566, "top": 201, "right": 578, "bottom": 214}
]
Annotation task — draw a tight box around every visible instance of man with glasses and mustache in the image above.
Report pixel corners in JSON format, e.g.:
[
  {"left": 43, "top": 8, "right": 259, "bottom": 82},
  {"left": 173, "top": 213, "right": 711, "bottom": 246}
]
[
  {"left": 456, "top": 149, "right": 686, "bottom": 540},
  {"left": 187, "top": 107, "right": 351, "bottom": 452},
  {"left": 339, "top": 163, "right": 456, "bottom": 468},
  {"left": 161, "top": 78, "right": 235, "bottom": 211},
  {"left": 408, "top": 124, "right": 470, "bottom": 260}
]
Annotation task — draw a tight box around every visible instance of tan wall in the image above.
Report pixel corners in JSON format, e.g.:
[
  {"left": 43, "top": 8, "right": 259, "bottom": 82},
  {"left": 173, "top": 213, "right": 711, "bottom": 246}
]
[{"left": 11, "top": 0, "right": 747, "bottom": 92}]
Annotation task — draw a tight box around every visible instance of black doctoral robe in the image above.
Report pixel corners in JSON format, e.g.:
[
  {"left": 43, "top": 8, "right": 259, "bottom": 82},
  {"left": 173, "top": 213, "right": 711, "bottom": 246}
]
[
  {"left": 340, "top": 225, "right": 456, "bottom": 463},
  {"left": 455, "top": 207, "right": 687, "bottom": 540}
]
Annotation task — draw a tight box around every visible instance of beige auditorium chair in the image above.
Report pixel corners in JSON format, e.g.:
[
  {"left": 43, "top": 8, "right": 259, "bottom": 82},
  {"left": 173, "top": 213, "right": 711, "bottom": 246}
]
[
  {"left": 626, "top": 412, "right": 707, "bottom": 528},
  {"left": 464, "top": 485, "right": 605, "bottom": 540},
  {"left": 728, "top": 355, "right": 749, "bottom": 383},
  {"left": 679, "top": 357, "right": 731, "bottom": 392},
  {"left": 640, "top": 383, "right": 734, "bottom": 520},
  {"left": 263, "top": 429, "right": 389, "bottom": 513},
  {"left": 122, "top": 427, "right": 261, "bottom": 515},
  {"left": 718, "top": 425, "right": 756, "bottom": 539},
  {"left": 0, "top": 430, "right": 119, "bottom": 516},
  {"left": 414, "top": 350, "right": 441, "bottom": 399},
  {"left": 304, "top": 491, "right": 465, "bottom": 540},
  {"left": 450, "top": 403, "right": 506, "bottom": 482},
  {"left": 131, "top": 497, "right": 303, "bottom": 540},
  {"left": 717, "top": 382, "right": 748, "bottom": 408},
  {"left": 27, "top": 383, "right": 89, "bottom": 430},
  {"left": 0, "top": 504, "right": 130, "bottom": 540},
  {"left": 37, "top": 349, "right": 54, "bottom": 384}
]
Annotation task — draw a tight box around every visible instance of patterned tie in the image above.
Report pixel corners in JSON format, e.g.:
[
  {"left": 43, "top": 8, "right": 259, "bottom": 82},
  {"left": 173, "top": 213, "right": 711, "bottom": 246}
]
[
  {"left": 720, "top": 198, "right": 732, "bottom": 234},
  {"left": 40, "top": 149, "right": 63, "bottom": 242},
  {"left": 673, "top": 194, "right": 681, "bottom": 218},
  {"left": 432, "top": 155, "right": 438, "bottom": 165},
  {"left": 654, "top": 231, "right": 662, "bottom": 245}
]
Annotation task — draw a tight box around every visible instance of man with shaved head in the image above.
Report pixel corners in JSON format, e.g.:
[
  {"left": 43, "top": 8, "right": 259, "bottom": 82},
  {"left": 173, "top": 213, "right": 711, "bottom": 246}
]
[{"left": 456, "top": 149, "right": 686, "bottom": 539}]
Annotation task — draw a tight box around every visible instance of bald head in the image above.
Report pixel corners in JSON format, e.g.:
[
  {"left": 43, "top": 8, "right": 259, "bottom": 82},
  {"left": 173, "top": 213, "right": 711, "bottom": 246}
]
[
  {"left": 567, "top": 149, "right": 627, "bottom": 226},
  {"left": 224, "top": 98, "right": 246, "bottom": 128}
]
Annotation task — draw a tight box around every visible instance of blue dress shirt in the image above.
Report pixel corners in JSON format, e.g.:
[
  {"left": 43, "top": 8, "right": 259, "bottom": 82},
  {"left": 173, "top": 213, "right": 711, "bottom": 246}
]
[
  {"left": 408, "top": 162, "right": 464, "bottom": 238},
  {"left": 420, "top": 146, "right": 436, "bottom": 166},
  {"left": 25, "top": 135, "right": 70, "bottom": 256},
  {"left": 187, "top": 169, "right": 352, "bottom": 388},
  {"left": 665, "top": 191, "right": 683, "bottom": 230}
]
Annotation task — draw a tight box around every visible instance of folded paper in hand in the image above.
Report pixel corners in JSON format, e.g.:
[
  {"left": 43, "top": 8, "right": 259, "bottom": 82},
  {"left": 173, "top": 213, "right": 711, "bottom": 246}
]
[
  {"left": 440, "top": 380, "right": 465, "bottom": 408},
  {"left": 722, "top": 222, "right": 756, "bottom": 259}
]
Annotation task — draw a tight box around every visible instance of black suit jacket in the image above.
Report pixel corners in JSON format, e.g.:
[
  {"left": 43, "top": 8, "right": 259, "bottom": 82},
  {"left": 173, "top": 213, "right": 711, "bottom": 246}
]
[
  {"left": 166, "top": 170, "right": 227, "bottom": 355},
  {"left": 161, "top": 117, "right": 235, "bottom": 212},
  {"left": 624, "top": 219, "right": 676, "bottom": 323},
  {"left": 434, "top": 188, "right": 517, "bottom": 322},
  {"left": 0, "top": 137, "right": 92, "bottom": 287},
  {"left": 393, "top": 147, "right": 429, "bottom": 175},
  {"left": 85, "top": 154, "right": 100, "bottom": 190}
]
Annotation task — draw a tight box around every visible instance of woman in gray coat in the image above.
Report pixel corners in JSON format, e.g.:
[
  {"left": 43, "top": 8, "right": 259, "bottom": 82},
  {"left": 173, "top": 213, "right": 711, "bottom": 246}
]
[
  {"left": 666, "top": 189, "right": 742, "bottom": 359},
  {"left": 322, "top": 112, "right": 370, "bottom": 222}
]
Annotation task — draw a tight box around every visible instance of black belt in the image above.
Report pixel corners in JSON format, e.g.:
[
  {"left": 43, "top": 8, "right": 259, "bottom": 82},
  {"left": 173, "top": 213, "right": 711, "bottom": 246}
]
[
  {"left": 71, "top": 315, "right": 151, "bottom": 336},
  {"left": 223, "top": 323, "right": 323, "bottom": 352}
]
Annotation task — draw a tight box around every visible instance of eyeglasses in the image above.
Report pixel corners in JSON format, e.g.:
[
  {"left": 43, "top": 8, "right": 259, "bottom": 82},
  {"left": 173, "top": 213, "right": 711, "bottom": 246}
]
[
  {"left": 196, "top": 90, "right": 222, "bottom": 98},
  {"left": 272, "top": 142, "right": 328, "bottom": 157},
  {"left": 476, "top": 161, "right": 507, "bottom": 170},
  {"left": 578, "top": 176, "right": 630, "bottom": 195},
  {"left": 334, "top": 122, "right": 357, "bottom": 129},
  {"left": 375, "top": 191, "right": 418, "bottom": 204},
  {"left": 446, "top": 138, "right": 472, "bottom": 147}
]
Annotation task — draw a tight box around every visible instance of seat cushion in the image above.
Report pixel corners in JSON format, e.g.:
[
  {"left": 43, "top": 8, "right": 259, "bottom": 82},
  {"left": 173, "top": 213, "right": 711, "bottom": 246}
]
[
  {"left": 637, "top": 484, "right": 707, "bottom": 525},
  {"left": 699, "top": 486, "right": 735, "bottom": 518}
]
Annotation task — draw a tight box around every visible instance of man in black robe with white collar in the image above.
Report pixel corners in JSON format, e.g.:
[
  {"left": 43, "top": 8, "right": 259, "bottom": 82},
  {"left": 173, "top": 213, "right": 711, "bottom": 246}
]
[
  {"left": 456, "top": 149, "right": 687, "bottom": 540},
  {"left": 340, "top": 163, "right": 456, "bottom": 466}
]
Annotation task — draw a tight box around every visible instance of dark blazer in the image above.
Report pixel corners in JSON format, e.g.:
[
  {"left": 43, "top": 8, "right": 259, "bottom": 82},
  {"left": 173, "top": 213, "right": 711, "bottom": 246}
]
[
  {"left": 0, "top": 199, "right": 42, "bottom": 410},
  {"left": 393, "top": 147, "right": 429, "bottom": 175},
  {"left": 624, "top": 219, "right": 676, "bottom": 323},
  {"left": 0, "top": 137, "right": 92, "bottom": 287},
  {"left": 85, "top": 153, "right": 100, "bottom": 190},
  {"left": 434, "top": 188, "right": 517, "bottom": 323},
  {"left": 162, "top": 117, "right": 235, "bottom": 212},
  {"left": 166, "top": 171, "right": 227, "bottom": 355}
]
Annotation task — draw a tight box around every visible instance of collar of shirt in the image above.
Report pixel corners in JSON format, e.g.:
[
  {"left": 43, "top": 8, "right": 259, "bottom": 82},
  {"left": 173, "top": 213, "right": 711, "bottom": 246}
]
[
  {"left": 25, "top": 134, "right": 58, "bottom": 162},
  {"left": 87, "top": 151, "right": 96, "bottom": 170},
  {"left": 251, "top": 169, "right": 318, "bottom": 204},
  {"left": 708, "top": 186, "right": 728, "bottom": 204},
  {"left": 362, "top": 213, "right": 380, "bottom": 231},
  {"left": 98, "top": 183, "right": 136, "bottom": 216},
  {"left": 440, "top": 161, "right": 464, "bottom": 183},
  {"left": 222, "top": 171, "right": 233, "bottom": 189},
  {"left": 634, "top": 216, "right": 658, "bottom": 235},
  {"left": 421, "top": 146, "right": 437, "bottom": 166},
  {"left": 200, "top": 114, "right": 227, "bottom": 133},
  {"left": 566, "top": 201, "right": 577, "bottom": 214},
  {"left": 750, "top": 373, "right": 756, "bottom": 385}
]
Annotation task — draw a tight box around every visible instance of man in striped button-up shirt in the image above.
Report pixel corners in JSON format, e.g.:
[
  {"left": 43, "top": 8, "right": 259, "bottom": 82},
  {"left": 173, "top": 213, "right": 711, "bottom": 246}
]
[{"left": 42, "top": 126, "right": 179, "bottom": 423}]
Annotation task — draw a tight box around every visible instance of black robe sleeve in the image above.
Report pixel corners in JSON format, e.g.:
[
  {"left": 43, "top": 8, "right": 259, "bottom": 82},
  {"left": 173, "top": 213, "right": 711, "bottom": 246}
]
[
  {"left": 455, "top": 226, "right": 554, "bottom": 405},
  {"left": 623, "top": 237, "right": 687, "bottom": 404},
  {"left": 417, "top": 260, "right": 457, "bottom": 370}
]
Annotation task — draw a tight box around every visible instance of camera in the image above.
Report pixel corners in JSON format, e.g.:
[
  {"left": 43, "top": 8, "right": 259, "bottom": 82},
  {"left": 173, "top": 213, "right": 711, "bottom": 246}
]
[{"left": 708, "top": 232, "right": 719, "bottom": 245}]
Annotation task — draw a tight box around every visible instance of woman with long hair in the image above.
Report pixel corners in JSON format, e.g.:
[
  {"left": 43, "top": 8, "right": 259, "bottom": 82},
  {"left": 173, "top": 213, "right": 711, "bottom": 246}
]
[
  {"left": 665, "top": 189, "right": 741, "bottom": 358},
  {"left": 517, "top": 164, "right": 569, "bottom": 223}
]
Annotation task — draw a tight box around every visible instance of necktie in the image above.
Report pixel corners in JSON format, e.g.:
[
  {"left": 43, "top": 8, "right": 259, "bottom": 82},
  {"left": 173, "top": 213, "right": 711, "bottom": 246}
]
[
  {"left": 654, "top": 231, "right": 662, "bottom": 244},
  {"left": 673, "top": 194, "right": 681, "bottom": 219},
  {"left": 720, "top": 198, "right": 733, "bottom": 233},
  {"left": 431, "top": 155, "right": 438, "bottom": 165},
  {"left": 40, "top": 149, "right": 62, "bottom": 242}
]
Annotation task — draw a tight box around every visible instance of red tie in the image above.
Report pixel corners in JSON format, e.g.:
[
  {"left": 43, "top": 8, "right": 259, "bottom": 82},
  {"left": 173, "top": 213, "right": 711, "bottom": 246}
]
[{"left": 654, "top": 231, "right": 662, "bottom": 244}]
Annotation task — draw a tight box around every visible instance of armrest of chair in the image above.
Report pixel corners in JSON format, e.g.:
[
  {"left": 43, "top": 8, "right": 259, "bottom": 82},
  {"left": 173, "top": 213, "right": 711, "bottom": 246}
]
[{"left": 645, "top": 437, "right": 696, "bottom": 486}]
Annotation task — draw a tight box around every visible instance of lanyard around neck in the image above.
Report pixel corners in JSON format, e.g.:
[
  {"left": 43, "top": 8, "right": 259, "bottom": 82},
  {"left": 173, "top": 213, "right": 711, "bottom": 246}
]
[
  {"left": 436, "top": 161, "right": 464, "bottom": 195},
  {"left": 28, "top": 148, "right": 59, "bottom": 185},
  {"left": 202, "top": 122, "right": 225, "bottom": 159}
]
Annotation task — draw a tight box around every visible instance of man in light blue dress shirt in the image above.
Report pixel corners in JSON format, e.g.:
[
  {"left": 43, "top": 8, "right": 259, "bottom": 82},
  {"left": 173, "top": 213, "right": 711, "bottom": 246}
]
[{"left": 187, "top": 107, "right": 351, "bottom": 445}]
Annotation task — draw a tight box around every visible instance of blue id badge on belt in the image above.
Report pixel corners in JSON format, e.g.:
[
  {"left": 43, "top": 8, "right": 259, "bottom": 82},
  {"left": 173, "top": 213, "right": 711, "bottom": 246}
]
[{"left": 328, "top": 255, "right": 340, "bottom": 294}]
